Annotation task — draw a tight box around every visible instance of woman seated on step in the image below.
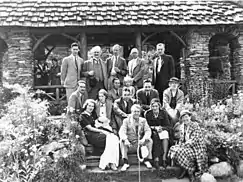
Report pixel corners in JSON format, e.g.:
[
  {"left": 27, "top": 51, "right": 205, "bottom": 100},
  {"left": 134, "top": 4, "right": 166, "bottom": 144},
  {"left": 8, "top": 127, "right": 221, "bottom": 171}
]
[
  {"left": 144, "top": 98, "right": 172, "bottom": 169},
  {"left": 78, "top": 99, "right": 119, "bottom": 171},
  {"left": 168, "top": 110, "right": 208, "bottom": 182}
]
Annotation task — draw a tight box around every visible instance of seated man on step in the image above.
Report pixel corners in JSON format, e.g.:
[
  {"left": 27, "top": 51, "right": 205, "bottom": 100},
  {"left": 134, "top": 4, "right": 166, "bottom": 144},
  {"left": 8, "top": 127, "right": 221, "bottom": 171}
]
[{"left": 119, "top": 104, "right": 153, "bottom": 171}]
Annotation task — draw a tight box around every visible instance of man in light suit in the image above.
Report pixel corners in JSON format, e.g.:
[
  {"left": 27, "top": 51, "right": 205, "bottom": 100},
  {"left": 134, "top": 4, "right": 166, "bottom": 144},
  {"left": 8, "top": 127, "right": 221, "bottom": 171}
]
[
  {"left": 136, "top": 79, "right": 159, "bottom": 112},
  {"left": 119, "top": 104, "right": 153, "bottom": 171},
  {"left": 153, "top": 43, "right": 175, "bottom": 102},
  {"left": 82, "top": 46, "right": 108, "bottom": 100},
  {"left": 67, "top": 80, "right": 88, "bottom": 119},
  {"left": 61, "top": 42, "right": 84, "bottom": 101},
  {"left": 128, "top": 48, "right": 145, "bottom": 89},
  {"left": 107, "top": 44, "right": 127, "bottom": 90}
]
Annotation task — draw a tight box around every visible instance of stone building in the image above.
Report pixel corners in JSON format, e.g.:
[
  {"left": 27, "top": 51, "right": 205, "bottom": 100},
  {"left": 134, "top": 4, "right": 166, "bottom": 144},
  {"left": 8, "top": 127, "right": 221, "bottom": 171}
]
[{"left": 0, "top": 0, "right": 243, "bottom": 101}]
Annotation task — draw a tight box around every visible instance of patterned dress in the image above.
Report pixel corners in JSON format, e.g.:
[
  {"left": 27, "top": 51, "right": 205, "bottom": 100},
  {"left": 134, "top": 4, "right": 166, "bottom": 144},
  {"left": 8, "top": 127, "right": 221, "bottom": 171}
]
[{"left": 168, "top": 121, "right": 208, "bottom": 176}]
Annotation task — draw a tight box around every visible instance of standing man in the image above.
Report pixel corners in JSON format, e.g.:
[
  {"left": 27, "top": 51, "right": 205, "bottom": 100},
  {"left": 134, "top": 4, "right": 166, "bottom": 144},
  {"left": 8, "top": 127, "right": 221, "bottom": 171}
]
[
  {"left": 128, "top": 48, "right": 145, "bottom": 89},
  {"left": 82, "top": 46, "right": 108, "bottom": 99},
  {"left": 154, "top": 43, "right": 175, "bottom": 102},
  {"left": 34, "top": 58, "right": 49, "bottom": 86},
  {"left": 61, "top": 42, "right": 84, "bottom": 101},
  {"left": 119, "top": 104, "right": 153, "bottom": 171},
  {"left": 107, "top": 44, "right": 127, "bottom": 90}
]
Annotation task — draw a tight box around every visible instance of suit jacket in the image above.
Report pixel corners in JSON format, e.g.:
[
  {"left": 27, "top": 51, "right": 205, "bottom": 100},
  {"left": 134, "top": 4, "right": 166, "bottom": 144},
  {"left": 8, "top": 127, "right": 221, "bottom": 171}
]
[
  {"left": 107, "top": 55, "right": 127, "bottom": 82},
  {"left": 67, "top": 90, "right": 88, "bottom": 115},
  {"left": 154, "top": 54, "right": 175, "bottom": 91},
  {"left": 112, "top": 97, "right": 135, "bottom": 131},
  {"left": 136, "top": 88, "right": 159, "bottom": 110},
  {"left": 95, "top": 99, "right": 113, "bottom": 120},
  {"left": 119, "top": 115, "right": 152, "bottom": 141},
  {"left": 128, "top": 58, "right": 145, "bottom": 89},
  {"left": 108, "top": 88, "right": 123, "bottom": 102},
  {"left": 61, "top": 55, "right": 84, "bottom": 88},
  {"left": 81, "top": 58, "right": 108, "bottom": 92},
  {"left": 163, "top": 88, "right": 184, "bottom": 112}
]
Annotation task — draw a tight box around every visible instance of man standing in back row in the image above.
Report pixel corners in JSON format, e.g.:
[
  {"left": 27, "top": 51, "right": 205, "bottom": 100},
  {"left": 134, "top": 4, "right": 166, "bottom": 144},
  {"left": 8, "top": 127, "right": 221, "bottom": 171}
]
[
  {"left": 61, "top": 42, "right": 84, "bottom": 101},
  {"left": 154, "top": 43, "right": 175, "bottom": 102}
]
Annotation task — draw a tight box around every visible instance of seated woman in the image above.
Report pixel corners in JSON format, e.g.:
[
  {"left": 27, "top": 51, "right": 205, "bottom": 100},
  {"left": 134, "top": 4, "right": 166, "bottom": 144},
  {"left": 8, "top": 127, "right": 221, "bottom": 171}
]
[
  {"left": 144, "top": 98, "right": 172, "bottom": 169},
  {"left": 78, "top": 99, "right": 119, "bottom": 171},
  {"left": 168, "top": 110, "right": 208, "bottom": 182}
]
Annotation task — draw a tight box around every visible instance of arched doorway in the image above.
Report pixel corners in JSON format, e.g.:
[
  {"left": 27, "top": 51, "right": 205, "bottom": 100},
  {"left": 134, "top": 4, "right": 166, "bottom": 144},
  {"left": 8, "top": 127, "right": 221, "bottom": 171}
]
[
  {"left": 0, "top": 38, "right": 8, "bottom": 86},
  {"left": 208, "top": 32, "right": 240, "bottom": 99},
  {"left": 141, "top": 30, "right": 187, "bottom": 78},
  {"left": 208, "top": 33, "right": 240, "bottom": 80}
]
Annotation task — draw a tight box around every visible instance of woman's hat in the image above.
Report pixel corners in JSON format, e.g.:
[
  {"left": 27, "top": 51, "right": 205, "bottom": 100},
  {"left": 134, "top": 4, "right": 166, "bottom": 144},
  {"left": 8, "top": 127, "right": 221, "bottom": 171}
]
[
  {"left": 179, "top": 110, "right": 191, "bottom": 119},
  {"left": 137, "top": 146, "right": 149, "bottom": 162},
  {"left": 169, "top": 77, "right": 180, "bottom": 83}
]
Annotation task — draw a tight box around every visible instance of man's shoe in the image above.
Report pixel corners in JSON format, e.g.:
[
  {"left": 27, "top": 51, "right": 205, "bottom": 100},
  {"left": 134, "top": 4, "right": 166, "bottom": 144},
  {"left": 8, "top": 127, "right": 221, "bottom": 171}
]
[
  {"left": 110, "top": 163, "right": 118, "bottom": 171},
  {"left": 120, "top": 163, "right": 130, "bottom": 171},
  {"left": 144, "top": 161, "right": 153, "bottom": 169}
]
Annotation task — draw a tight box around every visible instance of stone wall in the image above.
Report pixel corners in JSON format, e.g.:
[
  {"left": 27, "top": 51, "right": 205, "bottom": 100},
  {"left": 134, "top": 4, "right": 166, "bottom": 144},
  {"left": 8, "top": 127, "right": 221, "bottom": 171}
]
[
  {"left": 235, "top": 25, "right": 243, "bottom": 89},
  {"left": 4, "top": 28, "right": 33, "bottom": 86}
]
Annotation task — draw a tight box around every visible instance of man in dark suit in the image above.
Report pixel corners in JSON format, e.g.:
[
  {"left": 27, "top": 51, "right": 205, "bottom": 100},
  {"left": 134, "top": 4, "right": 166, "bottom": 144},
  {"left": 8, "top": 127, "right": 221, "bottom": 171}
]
[
  {"left": 128, "top": 48, "right": 145, "bottom": 89},
  {"left": 154, "top": 43, "right": 175, "bottom": 102},
  {"left": 136, "top": 79, "right": 159, "bottom": 112},
  {"left": 67, "top": 80, "right": 88, "bottom": 120},
  {"left": 82, "top": 46, "right": 108, "bottom": 100},
  {"left": 107, "top": 44, "right": 127, "bottom": 90},
  {"left": 108, "top": 77, "right": 123, "bottom": 102},
  {"left": 61, "top": 42, "right": 84, "bottom": 101},
  {"left": 112, "top": 87, "right": 135, "bottom": 133}
]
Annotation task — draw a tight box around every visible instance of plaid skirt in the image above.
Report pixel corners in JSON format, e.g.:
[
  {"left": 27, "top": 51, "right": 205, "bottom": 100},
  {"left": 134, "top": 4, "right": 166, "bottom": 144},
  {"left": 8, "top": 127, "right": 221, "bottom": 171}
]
[{"left": 168, "top": 144, "right": 207, "bottom": 175}]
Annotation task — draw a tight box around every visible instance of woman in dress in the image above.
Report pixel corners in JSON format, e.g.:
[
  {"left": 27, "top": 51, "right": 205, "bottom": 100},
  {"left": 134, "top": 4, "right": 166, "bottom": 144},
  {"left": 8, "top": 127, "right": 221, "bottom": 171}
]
[
  {"left": 78, "top": 99, "right": 119, "bottom": 170},
  {"left": 168, "top": 110, "right": 208, "bottom": 182},
  {"left": 144, "top": 98, "right": 172, "bottom": 169}
]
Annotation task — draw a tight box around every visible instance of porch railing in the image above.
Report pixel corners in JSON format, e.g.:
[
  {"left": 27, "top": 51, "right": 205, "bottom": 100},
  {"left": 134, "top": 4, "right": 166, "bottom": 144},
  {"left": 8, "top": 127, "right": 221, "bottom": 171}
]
[{"left": 33, "top": 85, "right": 66, "bottom": 103}]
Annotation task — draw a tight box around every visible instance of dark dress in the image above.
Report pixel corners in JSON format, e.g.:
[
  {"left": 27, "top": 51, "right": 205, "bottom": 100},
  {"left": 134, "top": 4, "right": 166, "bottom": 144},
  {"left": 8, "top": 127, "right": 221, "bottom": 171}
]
[
  {"left": 79, "top": 112, "right": 106, "bottom": 152},
  {"left": 145, "top": 109, "right": 172, "bottom": 159}
]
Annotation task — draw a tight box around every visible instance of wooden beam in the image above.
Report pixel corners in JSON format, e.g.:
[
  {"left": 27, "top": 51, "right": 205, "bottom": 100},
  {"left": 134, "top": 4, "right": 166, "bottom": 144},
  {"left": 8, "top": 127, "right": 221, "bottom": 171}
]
[
  {"left": 135, "top": 32, "right": 142, "bottom": 55},
  {"left": 61, "top": 33, "right": 80, "bottom": 46},
  {"left": 142, "top": 32, "right": 158, "bottom": 46},
  {"left": 33, "top": 34, "right": 51, "bottom": 52},
  {"left": 80, "top": 32, "right": 87, "bottom": 60},
  {"left": 45, "top": 45, "right": 56, "bottom": 59},
  {"left": 169, "top": 30, "right": 187, "bottom": 47}
]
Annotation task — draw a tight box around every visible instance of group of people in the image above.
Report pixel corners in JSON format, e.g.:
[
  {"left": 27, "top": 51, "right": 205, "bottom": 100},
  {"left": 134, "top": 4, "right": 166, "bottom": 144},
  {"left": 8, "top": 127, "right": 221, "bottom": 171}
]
[
  {"left": 61, "top": 42, "right": 208, "bottom": 181},
  {"left": 34, "top": 58, "right": 61, "bottom": 86}
]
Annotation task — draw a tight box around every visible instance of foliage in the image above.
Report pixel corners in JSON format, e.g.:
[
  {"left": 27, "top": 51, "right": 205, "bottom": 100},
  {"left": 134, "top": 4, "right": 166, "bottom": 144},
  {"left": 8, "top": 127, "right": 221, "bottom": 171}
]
[
  {"left": 48, "top": 101, "right": 67, "bottom": 116},
  {"left": 0, "top": 84, "right": 85, "bottom": 182},
  {"left": 184, "top": 91, "right": 243, "bottom": 170}
]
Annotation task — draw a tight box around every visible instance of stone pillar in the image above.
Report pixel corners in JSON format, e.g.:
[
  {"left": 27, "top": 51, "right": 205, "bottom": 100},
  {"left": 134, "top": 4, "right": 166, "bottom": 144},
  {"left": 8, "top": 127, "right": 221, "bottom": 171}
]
[
  {"left": 5, "top": 28, "right": 33, "bottom": 86},
  {"left": 184, "top": 27, "right": 213, "bottom": 104},
  {"left": 236, "top": 26, "right": 243, "bottom": 89}
]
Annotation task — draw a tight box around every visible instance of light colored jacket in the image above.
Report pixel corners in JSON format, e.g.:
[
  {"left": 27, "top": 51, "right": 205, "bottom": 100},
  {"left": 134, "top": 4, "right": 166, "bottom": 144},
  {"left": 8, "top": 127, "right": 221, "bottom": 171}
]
[
  {"left": 163, "top": 88, "right": 184, "bottom": 112},
  {"left": 119, "top": 115, "right": 152, "bottom": 142},
  {"left": 61, "top": 55, "right": 84, "bottom": 88}
]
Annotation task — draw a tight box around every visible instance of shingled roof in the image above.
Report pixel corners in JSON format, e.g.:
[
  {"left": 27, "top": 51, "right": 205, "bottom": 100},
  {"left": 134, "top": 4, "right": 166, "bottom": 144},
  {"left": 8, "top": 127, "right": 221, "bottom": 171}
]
[{"left": 0, "top": 0, "right": 242, "bottom": 27}]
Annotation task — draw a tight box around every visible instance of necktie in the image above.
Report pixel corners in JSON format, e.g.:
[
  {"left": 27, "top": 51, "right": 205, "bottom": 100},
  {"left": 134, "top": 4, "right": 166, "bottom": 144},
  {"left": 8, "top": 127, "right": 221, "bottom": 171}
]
[{"left": 146, "top": 92, "right": 150, "bottom": 105}]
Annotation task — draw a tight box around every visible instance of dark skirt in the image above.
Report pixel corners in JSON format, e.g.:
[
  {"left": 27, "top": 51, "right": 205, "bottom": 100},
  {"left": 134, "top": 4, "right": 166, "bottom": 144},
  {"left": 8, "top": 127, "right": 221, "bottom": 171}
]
[
  {"left": 151, "top": 129, "right": 163, "bottom": 159},
  {"left": 85, "top": 131, "right": 106, "bottom": 152}
]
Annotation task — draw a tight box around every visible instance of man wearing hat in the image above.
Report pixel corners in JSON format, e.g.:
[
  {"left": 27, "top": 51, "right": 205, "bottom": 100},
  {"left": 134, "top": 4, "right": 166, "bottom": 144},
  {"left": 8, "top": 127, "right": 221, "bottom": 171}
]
[
  {"left": 128, "top": 48, "right": 145, "bottom": 89},
  {"left": 163, "top": 77, "right": 184, "bottom": 125},
  {"left": 153, "top": 43, "right": 175, "bottom": 102},
  {"left": 119, "top": 104, "right": 153, "bottom": 171}
]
